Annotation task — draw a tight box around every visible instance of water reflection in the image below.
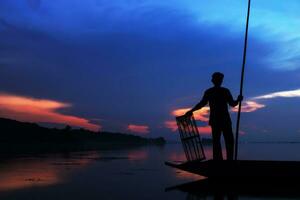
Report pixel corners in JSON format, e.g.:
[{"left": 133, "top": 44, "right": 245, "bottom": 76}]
[
  {"left": 2, "top": 144, "right": 300, "bottom": 199},
  {"left": 174, "top": 170, "right": 203, "bottom": 180},
  {"left": 186, "top": 193, "right": 237, "bottom": 200},
  {"left": 128, "top": 149, "right": 148, "bottom": 161},
  {"left": 168, "top": 145, "right": 226, "bottom": 161},
  {"left": 167, "top": 145, "right": 220, "bottom": 181},
  {"left": 0, "top": 148, "right": 152, "bottom": 193},
  {"left": 0, "top": 151, "right": 101, "bottom": 192},
  {"left": 0, "top": 162, "right": 62, "bottom": 191}
]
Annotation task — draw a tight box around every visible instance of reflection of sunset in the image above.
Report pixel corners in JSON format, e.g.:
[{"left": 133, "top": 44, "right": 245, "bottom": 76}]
[
  {"left": 0, "top": 152, "right": 100, "bottom": 192},
  {"left": 0, "top": 93, "right": 100, "bottom": 131},
  {"left": 168, "top": 149, "right": 213, "bottom": 162},
  {"left": 168, "top": 152, "right": 205, "bottom": 180},
  {"left": 0, "top": 170, "right": 61, "bottom": 191},
  {"left": 127, "top": 124, "right": 149, "bottom": 134},
  {"left": 168, "top": 147, "right": 225, "bottom": 161},
  {"left": 169, "top": 152, "right": 187, "bottom": 161},
  {"left": 174, "top": 170, "right": 204, "bottom": 180},
  {"left": 128, "top": 150, "right": 148, "bottom": 160},
  {"left": 0, "top": 159, "right": 63, "bottom": 191}
]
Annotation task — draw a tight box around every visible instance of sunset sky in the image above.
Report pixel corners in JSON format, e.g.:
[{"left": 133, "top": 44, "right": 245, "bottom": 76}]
[{"left": 0, "top": 0, "right": 300, "bottom": 141}]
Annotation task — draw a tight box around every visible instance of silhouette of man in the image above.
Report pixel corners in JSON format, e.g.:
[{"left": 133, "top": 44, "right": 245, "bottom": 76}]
[{"left": 185, "top": 72, "right": 243, "bottom": 160}]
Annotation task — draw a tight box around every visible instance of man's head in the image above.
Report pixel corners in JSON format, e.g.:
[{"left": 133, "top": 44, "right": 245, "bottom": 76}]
[{"left": 211, "top": 72, "right": 224, "bottom": 87}]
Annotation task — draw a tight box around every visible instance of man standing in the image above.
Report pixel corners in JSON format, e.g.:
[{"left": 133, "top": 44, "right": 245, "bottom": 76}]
[{"left": 185, "top": 72, "right": 243, "bottom": 160}]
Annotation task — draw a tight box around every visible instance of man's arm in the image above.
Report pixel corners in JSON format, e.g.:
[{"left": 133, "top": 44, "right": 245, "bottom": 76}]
[
  {"left": 227, "top": 90, "right": 243, "bottom": 107},
  {"left": 185, "top": 92, "right": 208, "bottom": 116}
]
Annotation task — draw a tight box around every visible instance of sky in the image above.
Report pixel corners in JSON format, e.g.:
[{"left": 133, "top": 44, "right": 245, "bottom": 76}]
[{"left": 0, "top": 0, "right": 300, "bottom": 141}]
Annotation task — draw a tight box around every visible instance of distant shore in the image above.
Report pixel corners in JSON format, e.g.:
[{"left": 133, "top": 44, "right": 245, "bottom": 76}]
[{"left": 0, "top": 118, "right": 166, "bottom": 154}]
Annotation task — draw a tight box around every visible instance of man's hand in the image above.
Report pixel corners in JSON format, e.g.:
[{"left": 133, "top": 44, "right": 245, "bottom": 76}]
[
  {"left": 185, "top": 110, "right": 193, "bottom": 117},
  {"left": 237, "top": 95, "right": 243, "bottom": 102}
]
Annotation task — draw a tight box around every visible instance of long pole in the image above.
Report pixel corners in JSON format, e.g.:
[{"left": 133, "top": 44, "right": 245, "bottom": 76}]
[{"left": 235, "top": 0, "right": 251, "bottom": 160}]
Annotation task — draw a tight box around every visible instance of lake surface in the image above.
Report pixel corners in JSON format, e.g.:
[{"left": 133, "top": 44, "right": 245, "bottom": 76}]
[{"left": 1, "top": 143, "right": 300, "bottom": 200}]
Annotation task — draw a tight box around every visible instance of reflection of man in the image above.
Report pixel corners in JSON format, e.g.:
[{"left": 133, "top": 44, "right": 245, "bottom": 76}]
[{"left": 185, "top": 72, "right": 243, "bottom": 160}]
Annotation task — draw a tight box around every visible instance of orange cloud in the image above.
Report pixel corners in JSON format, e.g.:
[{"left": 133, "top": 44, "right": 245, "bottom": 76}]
[
  {"left": 127, "top": 124, "right": 149, "bottom": 134},
  {"left": 197, "top": 126, "right": 211, "bottom": 134},
  {"left": 172, "top": 107, "right": 209, "bottom": 122},
  {"left": 166, "top": 98, "right": 266, "bottom": 135},
  {"left": 167, "top": 107, "right": 211, "bottom": 135},
  {"left": 164, "top": 120, "right": 211, "bottom": 135},
  {"left": 231, "top": 100, "right": 265, "bottom": 113},
  {"left": 164, "top": 120, "right": 178, "bottom": 132},
  {"left": 171, "top": 88, "right": 300, "bottom": 123},
  {"left": 0, "top": 93, "right": 101, "bottom": 131}
]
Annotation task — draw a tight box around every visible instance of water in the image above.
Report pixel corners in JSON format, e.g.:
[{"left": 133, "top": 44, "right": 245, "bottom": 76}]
[{"left": 1, "top": 143, "right": 300, "bottom": 200}]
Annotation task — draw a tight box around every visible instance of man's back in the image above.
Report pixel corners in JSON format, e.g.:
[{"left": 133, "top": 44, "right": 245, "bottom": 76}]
[{"left": 204, "top": 87, "right": 236, "bottom": 126}]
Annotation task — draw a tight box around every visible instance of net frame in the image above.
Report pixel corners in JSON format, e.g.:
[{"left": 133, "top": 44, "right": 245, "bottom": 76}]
[{"left": 176, "top": 115, "right": 206, "bottom": 162}]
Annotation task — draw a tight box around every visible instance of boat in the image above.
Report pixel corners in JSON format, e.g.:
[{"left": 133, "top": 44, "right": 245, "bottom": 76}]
[
  {"left": 166, "top": 178, "right": 300, "bottom": 198},
  {"left": 165, "top": 159, "right": 300, "bottom": 179}
]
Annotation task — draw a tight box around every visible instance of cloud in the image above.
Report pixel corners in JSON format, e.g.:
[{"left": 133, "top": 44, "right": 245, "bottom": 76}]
[
  {"left": 164, "top": 120, "right": 178, "bottom": 132},
  {"left": 231, "top": 100, "right": 265, "bottom": 113},
  {"left": 127, "top": 124, "right": 149, "bottom": 134},
  {"left": 231, "top": 88, "right": 300, "bottom": 113},
  {"left": 231, "top": 88, "right": 300, "bottom": 114},
  {"left": 172, "top": 107, "right": 209, "bottom": 122},
  {"left": 254, "top": 88, "right": 300, "bottom": 100},
  {"left": 166, "top": 86, "right": 300, "bottom": 135},
  {"left": 164, "top": 119, "right": 211, "bottom": 135},
  {"left": 1, "top": 0, "right": 297, "bottom": 140},
  {"left": 0, "top": 93, "right": 101, "bottom": 131},
  {"left": 168, "top": 106, "right": 211, "bottom": 134},
  {"left": 172, "top": 101, "right": 265, "bottom": 120},
  {"left": 166, "top": 99, "right": 265, "bottom": 135},
  {"left": 197, "top": 126, "right": 211, "bottom": 135}
]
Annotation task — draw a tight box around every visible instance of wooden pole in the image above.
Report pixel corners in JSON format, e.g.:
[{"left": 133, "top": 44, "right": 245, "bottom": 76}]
[{"left": 235, "top": 0, "right": 251, "bottom": 160}]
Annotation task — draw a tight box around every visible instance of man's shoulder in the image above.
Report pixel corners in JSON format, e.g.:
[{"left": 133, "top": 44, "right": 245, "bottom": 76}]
[
  {"left": 206, "top": 87, "right": 230, "bottom": 92},
  {"left": 221, "top": 87, "right": 230, "bottom": 91},
  {"left": 205, "top": 87, "right": 214, "bottom": 94}
]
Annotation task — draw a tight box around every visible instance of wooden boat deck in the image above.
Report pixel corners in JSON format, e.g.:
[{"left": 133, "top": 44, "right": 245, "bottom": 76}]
[
  {"left": 166, "top": 178, "right": 300, "bottom": 198},
  {"left": 165, "top": 159, "right": 300, "bottom": 179}
]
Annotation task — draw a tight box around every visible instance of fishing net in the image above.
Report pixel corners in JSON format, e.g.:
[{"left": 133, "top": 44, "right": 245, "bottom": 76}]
[{"left": 176, "top": 115, "right": 206, "bottom": 162}]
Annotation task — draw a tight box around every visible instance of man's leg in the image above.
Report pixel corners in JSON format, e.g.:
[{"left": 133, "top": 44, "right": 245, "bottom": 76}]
[
  {"left": 211, "top": 126, "right": 223, "bottom": 160},
  {"left": 223, "top": 124, "right": 234, "bottom": 160}
]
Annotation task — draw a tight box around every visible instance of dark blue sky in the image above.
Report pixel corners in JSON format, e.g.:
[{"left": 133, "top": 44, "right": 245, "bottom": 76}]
[{"left": 0, "top": 0, "right": 300, "bottom": 141}]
